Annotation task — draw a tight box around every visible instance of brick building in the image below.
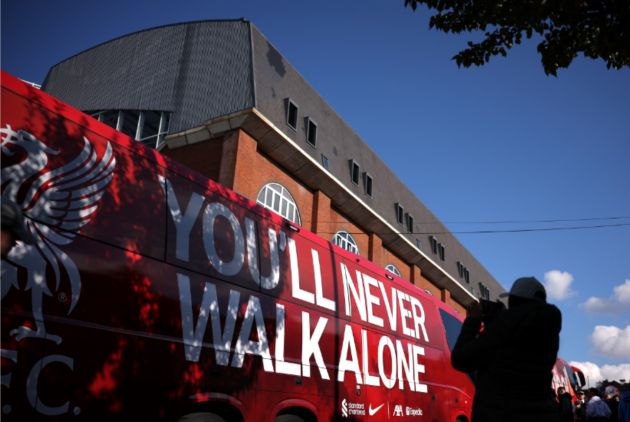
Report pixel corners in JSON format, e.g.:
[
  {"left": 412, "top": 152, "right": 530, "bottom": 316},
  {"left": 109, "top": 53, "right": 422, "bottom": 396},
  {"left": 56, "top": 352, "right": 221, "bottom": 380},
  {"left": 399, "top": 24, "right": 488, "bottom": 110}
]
[{"left": 42, "top": 19, "right": 505, "bottom": 313}]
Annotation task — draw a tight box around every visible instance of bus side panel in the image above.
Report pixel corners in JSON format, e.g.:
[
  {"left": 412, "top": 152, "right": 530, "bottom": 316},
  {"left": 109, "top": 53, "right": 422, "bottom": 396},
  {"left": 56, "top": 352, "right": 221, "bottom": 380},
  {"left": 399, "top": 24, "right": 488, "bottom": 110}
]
[
  {"left": 2, "top": 237, "right": 179, "bottom": 420},
  {"left": 0, "top": 85, "right": 167, "bottom": 260},
  {"left": 161, "top": 168, "right": 341, "bottom": 420},
  {"left": 332, "top": 250, "right": 469, "bottom": 420}
]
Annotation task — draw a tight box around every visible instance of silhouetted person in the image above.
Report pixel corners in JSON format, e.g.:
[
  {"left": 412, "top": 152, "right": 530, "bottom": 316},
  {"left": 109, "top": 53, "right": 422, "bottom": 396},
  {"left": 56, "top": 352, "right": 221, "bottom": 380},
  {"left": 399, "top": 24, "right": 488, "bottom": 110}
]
[
  {"left": 451, "top": 276, "right": 562, "bottom": 422},
  {"left": 585, "top": 387, "right": 611, "bottom": 421},
  {"left": 576, "top": 390, "right": 588, "bottom": 422},
  {"left": 1, "top": 200, "right": 34, "bottom": 259},
  {"left": 619, "top": 383, "right": 630, "bottom": 422},
  {"left": 604, "top": 385, "right": 620, "bottom": 422},
  {"left": 557, "top": 386, "right": 575, "bottom": 422}
]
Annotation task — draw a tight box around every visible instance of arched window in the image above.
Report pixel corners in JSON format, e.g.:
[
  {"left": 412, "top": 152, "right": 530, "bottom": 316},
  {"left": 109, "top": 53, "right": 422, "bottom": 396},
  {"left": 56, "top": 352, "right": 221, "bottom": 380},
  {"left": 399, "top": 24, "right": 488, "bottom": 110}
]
[
  {"left": 385, "top": 264, "right": 401, "bottom": 277},
  {"left": 332, "top": 231, "right": 359, "bottom": 255},
  {"left": 256, "top": 182, "right": 302, "bottom": 225}
]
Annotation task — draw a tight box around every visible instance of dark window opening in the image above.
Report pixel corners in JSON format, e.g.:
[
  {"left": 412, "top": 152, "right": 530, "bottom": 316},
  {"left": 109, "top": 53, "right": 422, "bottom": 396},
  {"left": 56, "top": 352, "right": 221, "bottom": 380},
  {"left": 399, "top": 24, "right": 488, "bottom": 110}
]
[
  {"left": 121, "top": 110, "right": 140, "bottom": 138},
  {"left": 140, "top": 110, "right": 161, "bottom": 139},
  {"left": 99, "top": 110, "right": 118, "bottom": 128},
  {"left": 457, "top": 262, "right": 471, "bottom": 283},
  {"left": 363, "top": 173, "right": 373, "bottom": 197},
  {"left": 429, "top": 235, "right": 438, "bottom": 254},
  {"left": 396, "top": 203, "right": 404, "bottom": 224},
  {"left": 405, "top": 213, "right": 414, "bottom": 233},
  {"left": 286, "top": 99, "right": 298, "bottom": 130},
  {"left": 349, "top": 160, "right": 360, "bottom": 185},
  {"left": 478, "top": 283, "right": 490, "bottom": 300},
  {"left": 439, "top": 244, "right": 445, "bottom": 261},
  {"left": 306, "top": 118, "right": 317, "bottom": 146}
]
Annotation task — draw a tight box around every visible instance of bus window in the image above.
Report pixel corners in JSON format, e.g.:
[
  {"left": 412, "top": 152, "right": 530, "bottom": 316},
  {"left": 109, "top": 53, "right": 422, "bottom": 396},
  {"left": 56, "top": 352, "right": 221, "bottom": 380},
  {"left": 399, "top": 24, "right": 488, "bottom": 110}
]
[{"left": 439, "top": 309, "right": 462, "bottom": 352}]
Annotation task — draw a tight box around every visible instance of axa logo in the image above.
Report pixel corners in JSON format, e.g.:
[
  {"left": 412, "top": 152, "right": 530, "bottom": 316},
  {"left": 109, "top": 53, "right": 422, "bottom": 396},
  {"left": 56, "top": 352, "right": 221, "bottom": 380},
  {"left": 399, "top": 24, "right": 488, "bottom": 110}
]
[{"left": 1, "top": 125, "right": 116, "bottom": 344}]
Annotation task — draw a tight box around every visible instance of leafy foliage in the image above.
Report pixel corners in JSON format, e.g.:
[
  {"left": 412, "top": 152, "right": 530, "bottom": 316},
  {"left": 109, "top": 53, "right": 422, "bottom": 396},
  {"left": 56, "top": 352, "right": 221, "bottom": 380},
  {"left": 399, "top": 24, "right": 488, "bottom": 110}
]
[{"left": 404, "top": 0, "right": 630, "bottom": 75}]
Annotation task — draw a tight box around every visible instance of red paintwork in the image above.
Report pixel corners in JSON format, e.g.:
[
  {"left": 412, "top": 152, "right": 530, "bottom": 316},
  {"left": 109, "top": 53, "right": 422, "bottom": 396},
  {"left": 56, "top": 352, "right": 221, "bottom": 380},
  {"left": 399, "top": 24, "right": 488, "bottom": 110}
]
[
  {"left": 553, "top": 357, "right": 586, "bottom": 404},
  {"left": 1, "top": 71, "right": 474, "bottom": 421}
]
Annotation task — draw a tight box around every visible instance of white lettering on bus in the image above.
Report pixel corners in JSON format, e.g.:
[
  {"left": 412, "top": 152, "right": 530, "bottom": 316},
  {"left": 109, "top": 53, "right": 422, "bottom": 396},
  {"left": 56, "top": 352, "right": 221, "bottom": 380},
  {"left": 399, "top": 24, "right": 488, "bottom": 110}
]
[
  {"left": 413, "top": 345, "right": 428, "bottom": 393},
  {"left": 161, "top": 177, "right": 431, "bottom": 393},
  {"left": 287, "top": 238, "right": 336, "bottom": 310},
  {"left": 301, "top": 311, "right": 330, "bottom": 380},
  {"left": 159, "top": 175, "right": 204, "bottom": 262},
  {"left": 340, "top": 264, "right": 428, "bottom": 342},
  {"left": 287, "top": 237, "right": 315, "bottom": 305},
  {"left": 398, "top": 290, "right": 414, "bottom": 338},
  {"left": 177, "top": 274, "right": 239, "bottom": 363},
  {"left": 231, "top": 294, "right": 273, "bottom": 372},
  {"left": 337, "top": 325, "right": 362, "bottom": 384},
  {"left": 203, "top": 203, "right": 245, "bottom": 277},
  {"left": 379, "top": 280, "right": 398, "bottom": 331},
  {"left": 362, "top": 329, "right": 380, "bottom": 386},
  {"left": 336, "top": 326, "right": 428, "bottom": 393},
  {"left": 246, "top": 219, "right": 281, "bottom": 290},
  {"left": 363, "top": 274, "right": 384, "bottom": 328},
  {"left": 27, "top": 355, "right": 74, "bottom": 415},
  {"left": 163, "top": 177, "right": 279, "bottom": 283},
  {"left": 410, "top": 296, "right": 429, "bottom": 342},
  {"left": 341, "top": 264, "right": 366, "bottom": 321},
  {"left": 312, "top": 249, "right": 335, "bottom": 311},
  {"left": 377, "top": 336, "right": 396, "bottom": 389},
  {"left": 275, "top": 304, "right": 301, "bottom": 376}
]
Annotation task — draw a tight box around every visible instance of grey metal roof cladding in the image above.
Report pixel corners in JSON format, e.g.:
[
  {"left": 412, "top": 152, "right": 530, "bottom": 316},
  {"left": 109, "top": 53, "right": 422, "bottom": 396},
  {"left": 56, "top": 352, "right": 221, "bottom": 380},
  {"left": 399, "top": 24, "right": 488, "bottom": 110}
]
[
  {"left": 42, "top": 19, "right": 505, "bottom": 301},
  {"left": 43, "top": 19, "right": 255, "bottom": 134}
]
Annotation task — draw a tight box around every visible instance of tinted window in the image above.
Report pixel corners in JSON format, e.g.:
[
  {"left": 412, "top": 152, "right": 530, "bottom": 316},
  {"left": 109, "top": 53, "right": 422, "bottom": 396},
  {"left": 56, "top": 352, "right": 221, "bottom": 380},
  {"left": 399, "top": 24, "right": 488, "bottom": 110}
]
[{"left": 439, "top": 309, "right": 463, "bottom": 352}]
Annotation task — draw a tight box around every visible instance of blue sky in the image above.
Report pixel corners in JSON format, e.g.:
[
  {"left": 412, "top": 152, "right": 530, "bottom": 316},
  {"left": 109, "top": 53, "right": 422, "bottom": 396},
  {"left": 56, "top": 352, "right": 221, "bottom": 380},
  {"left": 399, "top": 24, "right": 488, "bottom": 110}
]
[{"left": 2, "top": 0, "right": 629, "bottom": 385}]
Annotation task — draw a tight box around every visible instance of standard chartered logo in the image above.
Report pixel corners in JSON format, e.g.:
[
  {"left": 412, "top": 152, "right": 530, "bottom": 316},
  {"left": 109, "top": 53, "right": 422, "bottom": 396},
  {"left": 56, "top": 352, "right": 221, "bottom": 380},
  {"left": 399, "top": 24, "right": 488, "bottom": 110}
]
[{"left": 340, "top": 399, "right": 365, "bottom": 417}]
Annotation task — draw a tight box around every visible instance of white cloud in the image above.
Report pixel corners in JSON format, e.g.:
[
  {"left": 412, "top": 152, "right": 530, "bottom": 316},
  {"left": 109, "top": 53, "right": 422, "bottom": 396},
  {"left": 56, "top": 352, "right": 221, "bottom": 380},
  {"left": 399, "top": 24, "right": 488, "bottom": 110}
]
[
  {"left": 579, "top": 279, "right": 630, "bottom": 314},
  {"left": 591, "top": 325, "right": 630, "bottom": 360},
  {"left": 543, "top": 270, "right": 575, "bottom": 301},
  {"left": 579, "top": 297, "right": 623, "bottom": 314},
  {"left": 571, "top": 361, "right": 630, "bottom": 387},
  {"left": 613, "top": 279, "right": 630, "bottom": 304}
]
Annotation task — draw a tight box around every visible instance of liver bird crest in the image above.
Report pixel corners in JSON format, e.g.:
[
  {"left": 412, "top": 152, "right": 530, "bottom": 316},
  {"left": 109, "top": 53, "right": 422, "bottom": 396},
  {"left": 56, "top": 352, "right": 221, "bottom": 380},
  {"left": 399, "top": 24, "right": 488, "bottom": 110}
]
[{"left": 1, "top": 124, "right": 116, "bottom": 344}]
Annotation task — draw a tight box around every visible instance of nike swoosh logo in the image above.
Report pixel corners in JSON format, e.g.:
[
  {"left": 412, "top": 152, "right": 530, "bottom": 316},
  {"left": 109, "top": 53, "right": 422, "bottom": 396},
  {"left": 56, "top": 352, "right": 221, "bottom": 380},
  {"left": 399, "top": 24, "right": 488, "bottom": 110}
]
[{"left": 368, "top": 403, "right": 384, "bottom": 416}]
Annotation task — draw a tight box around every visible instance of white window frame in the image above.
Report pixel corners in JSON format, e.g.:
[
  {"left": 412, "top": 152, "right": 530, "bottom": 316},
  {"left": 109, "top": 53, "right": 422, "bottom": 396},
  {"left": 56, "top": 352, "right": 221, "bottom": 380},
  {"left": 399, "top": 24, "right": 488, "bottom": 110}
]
[
  {"left": 256, "top": 182, "right": 302, "bottom": 225},
  {"left": 332, "top": 231, "right": 359, "bottom": 255},
  {"left": 385, "top": 264, "right": 401, "bottom": 277}
]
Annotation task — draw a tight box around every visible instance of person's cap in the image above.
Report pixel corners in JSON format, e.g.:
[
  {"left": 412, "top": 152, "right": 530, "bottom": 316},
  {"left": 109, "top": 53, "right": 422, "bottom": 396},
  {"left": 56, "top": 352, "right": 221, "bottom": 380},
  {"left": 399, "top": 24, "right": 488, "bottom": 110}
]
[
  {"left": 1, "top": 201, "right": 35, "bottom": 244},
  {"left": 499, "top": 276, "right": 547, "bottom": 302}
]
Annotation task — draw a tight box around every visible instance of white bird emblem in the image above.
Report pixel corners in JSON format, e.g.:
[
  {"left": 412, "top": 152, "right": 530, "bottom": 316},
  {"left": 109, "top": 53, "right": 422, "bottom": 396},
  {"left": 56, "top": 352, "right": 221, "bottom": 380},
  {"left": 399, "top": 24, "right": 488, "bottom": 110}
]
[{"left": 1, "top": 124, "right": 116, "bottom": 344}]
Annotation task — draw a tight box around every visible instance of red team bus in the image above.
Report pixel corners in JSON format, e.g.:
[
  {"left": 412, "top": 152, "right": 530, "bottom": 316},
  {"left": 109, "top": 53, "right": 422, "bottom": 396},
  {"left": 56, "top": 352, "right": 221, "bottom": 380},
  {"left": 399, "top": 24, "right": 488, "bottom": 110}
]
[
  {"left": 1, "top": 72, "right": 583, "bottom": 421},
  {"left": 1, "top": 72, "right": 475, "bottom": 420},
  {"left": 553, "top": 358, "right": 587, "bottom": 402}
]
